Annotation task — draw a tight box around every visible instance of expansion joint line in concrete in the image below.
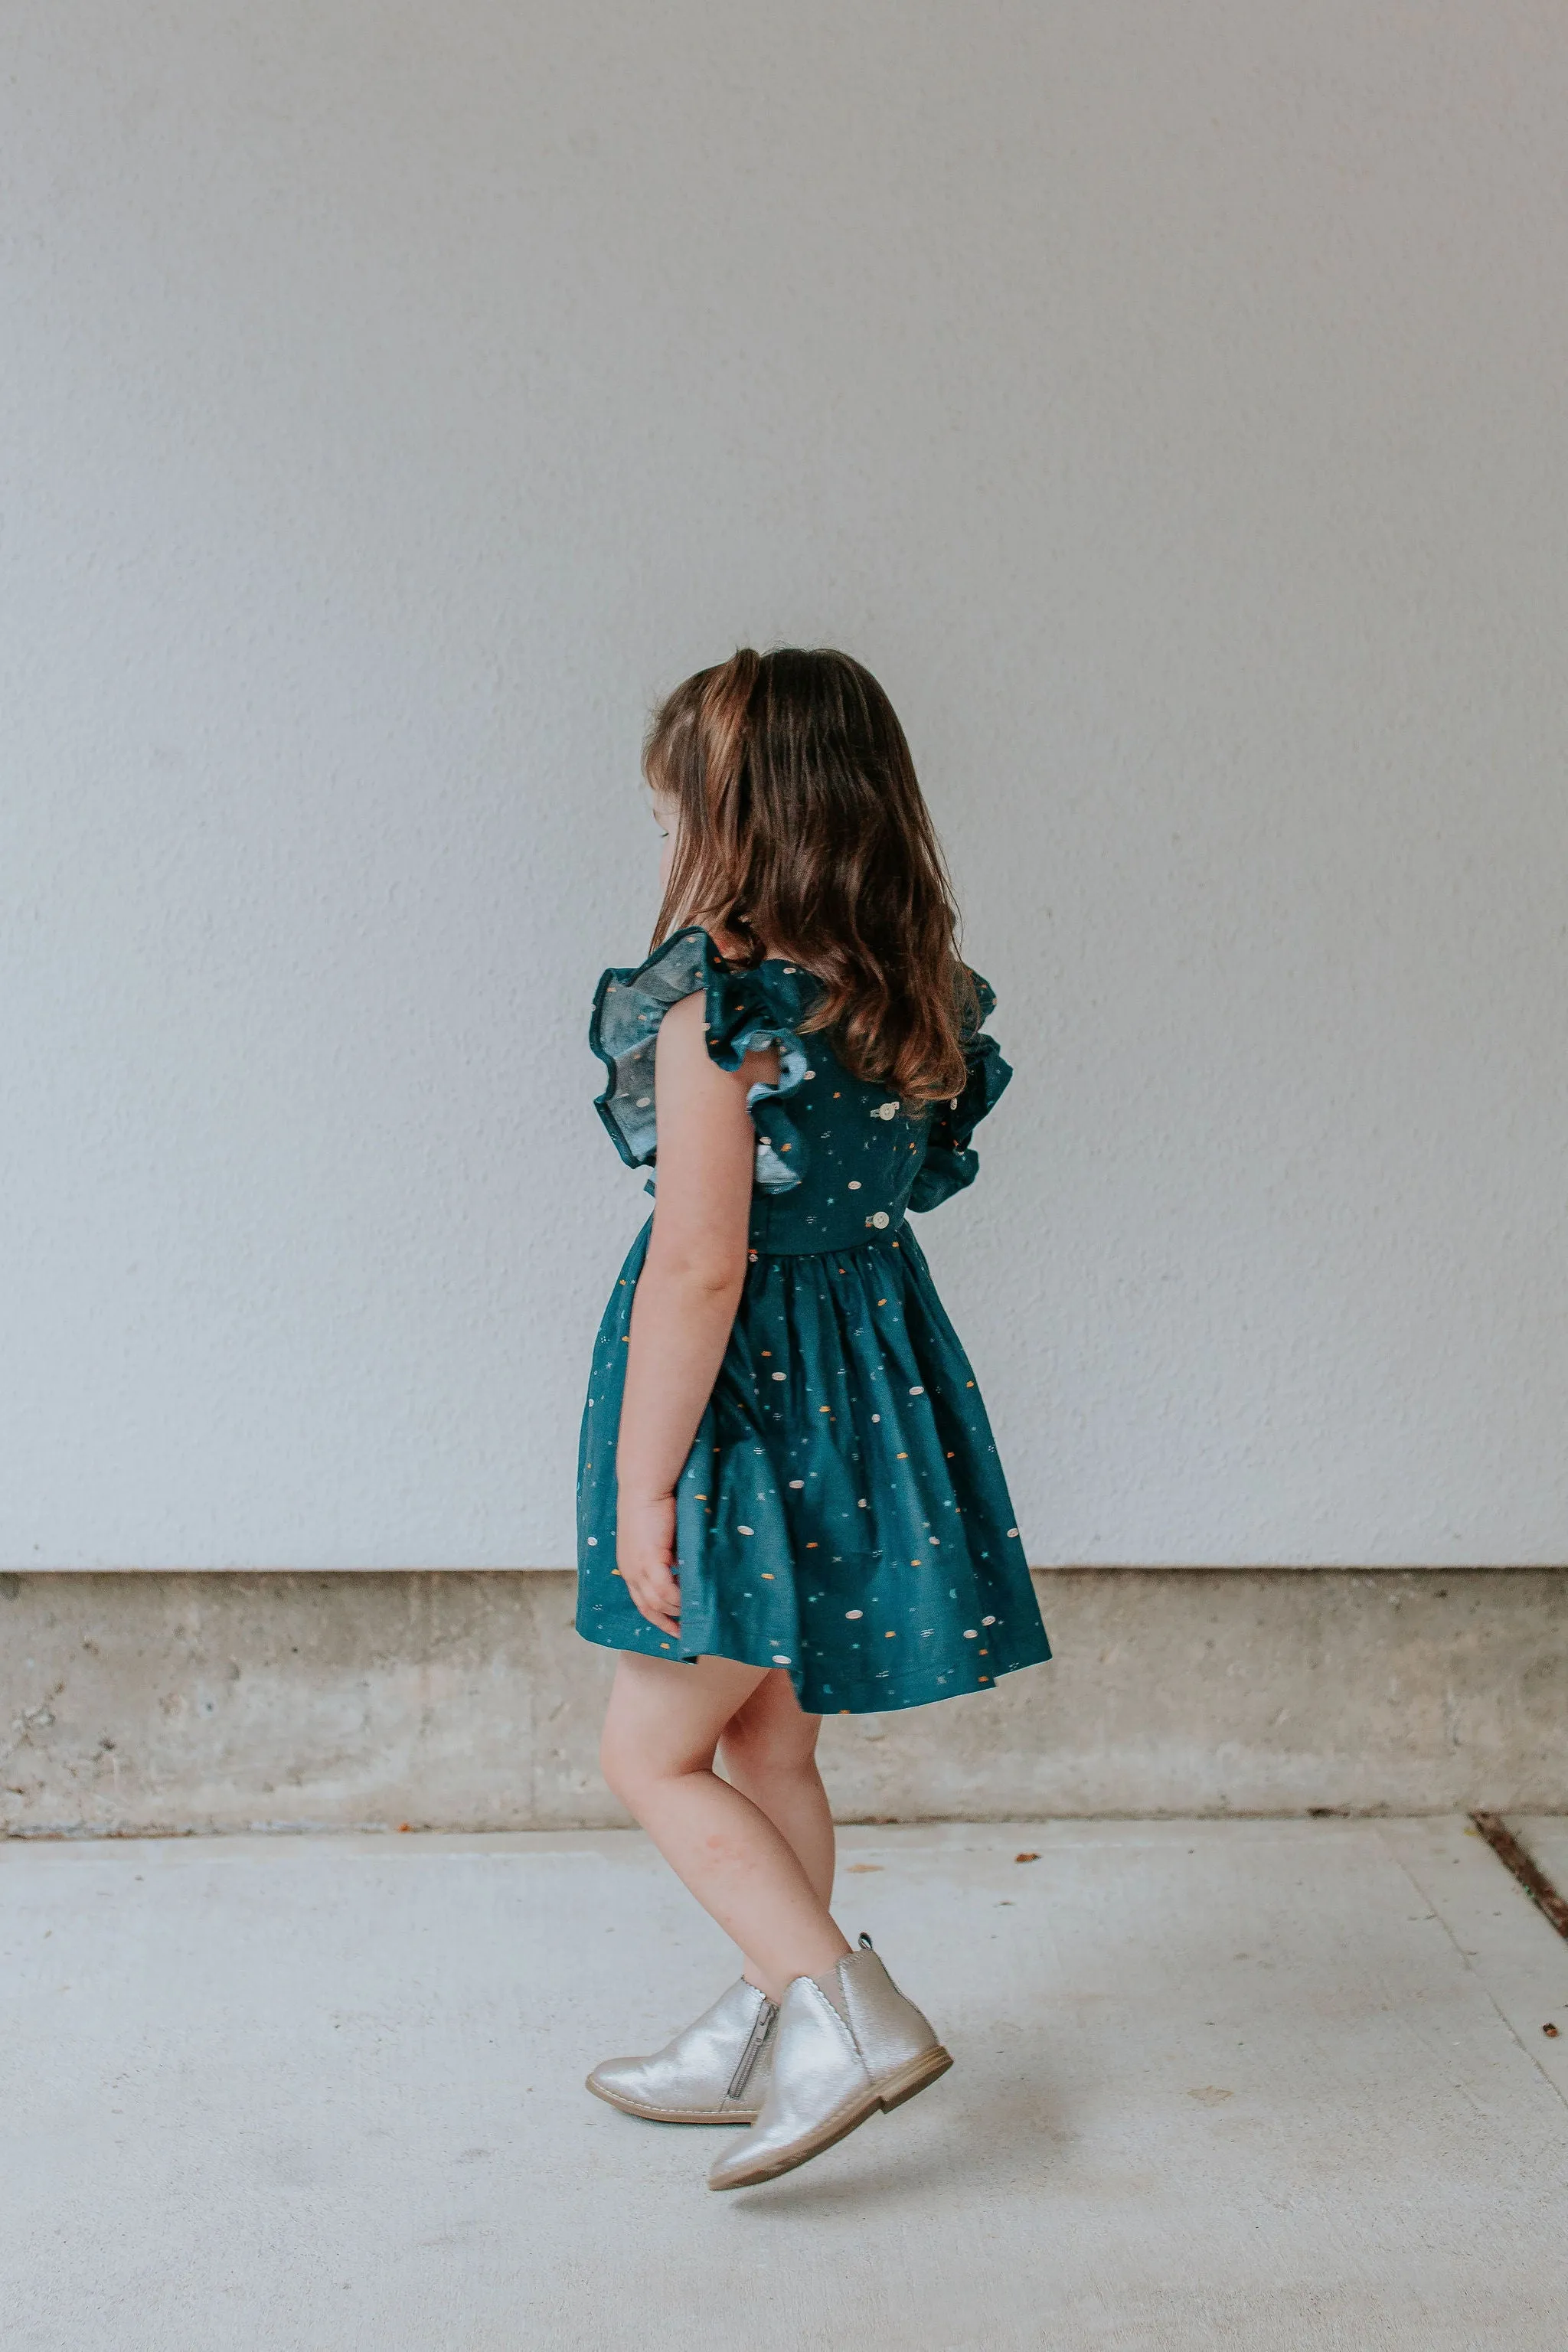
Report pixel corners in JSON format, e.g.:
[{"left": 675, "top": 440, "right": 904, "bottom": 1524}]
[
  {"left": 1374, "top": 1821, "right": 1568, "bottom": 2118},
  {"left": 1470, "top": 1812, "right": 1568, "bottom": 1945}
]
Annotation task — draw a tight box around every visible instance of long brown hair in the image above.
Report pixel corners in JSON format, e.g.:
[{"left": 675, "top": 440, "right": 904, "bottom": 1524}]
[{"left": 645, "top": 647, "right": 976, "bottom": 1106}]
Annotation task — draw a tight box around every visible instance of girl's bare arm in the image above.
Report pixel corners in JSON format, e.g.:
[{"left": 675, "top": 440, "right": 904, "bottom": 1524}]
[{"left": 616, "top": 993, "right": 776, "bottom": 1635}]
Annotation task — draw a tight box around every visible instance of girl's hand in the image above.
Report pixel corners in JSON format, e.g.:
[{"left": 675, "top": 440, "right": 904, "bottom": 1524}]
[{"left": 616, "top": 1492, "right": 681, "bottom": 1636}]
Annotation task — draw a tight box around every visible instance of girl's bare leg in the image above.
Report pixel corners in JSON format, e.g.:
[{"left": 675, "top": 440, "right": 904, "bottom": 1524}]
[
  {"left": 600, "top": 1651, "right": 851, "bottom": 2004},
  {"left": 720, "top": 1671, "right": 835, "bottom": 1907}
]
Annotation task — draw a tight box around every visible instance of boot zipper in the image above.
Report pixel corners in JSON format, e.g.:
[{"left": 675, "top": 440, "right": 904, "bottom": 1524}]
[{"left": 726, "top": 1999, "right": 778, "bottom": 2100}]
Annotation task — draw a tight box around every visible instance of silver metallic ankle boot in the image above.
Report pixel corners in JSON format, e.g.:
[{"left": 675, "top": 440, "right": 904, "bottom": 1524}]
[
  {"left": 586, "top": 1977, "right": 778, "bottom": 2124},
  {"left": 707, "top": 1935, "right": 952, "bottom": 2189}
]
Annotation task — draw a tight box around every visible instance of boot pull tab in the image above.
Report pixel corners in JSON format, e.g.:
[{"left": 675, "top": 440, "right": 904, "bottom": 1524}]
[{"left": 858, "top": 1932, "right": 874, "bottom": 1950}]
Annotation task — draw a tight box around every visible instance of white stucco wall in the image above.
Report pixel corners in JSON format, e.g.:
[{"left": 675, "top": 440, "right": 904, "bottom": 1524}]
[{"left": 3, "top": 3, "right": 1564, "bottom": 1570}]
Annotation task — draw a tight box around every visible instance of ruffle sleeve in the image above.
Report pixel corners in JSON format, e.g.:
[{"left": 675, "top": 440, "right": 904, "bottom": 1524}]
[
  {"left": 907, "top": 970, "right": 1014, "bottom": 1214},
  {"left": 590, "top": 927, "right": 818, "bottom": 1194}
]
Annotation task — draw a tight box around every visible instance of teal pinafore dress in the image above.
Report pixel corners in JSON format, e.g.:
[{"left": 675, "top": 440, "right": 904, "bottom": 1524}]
[{"left": 575, "top": 928, "right": 1050, "bottom": 1713}]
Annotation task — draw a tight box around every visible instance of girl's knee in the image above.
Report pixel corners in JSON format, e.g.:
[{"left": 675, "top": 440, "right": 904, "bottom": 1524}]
[
  {"left": 600, "top": 1711, "right": 714, "bottom": 1806},
  {"left": 602, "top": 1653, "right": 761, "bottom": 1801},
  {"left": 722, "top": 1716, "right": 820, "bottom": 1785}
]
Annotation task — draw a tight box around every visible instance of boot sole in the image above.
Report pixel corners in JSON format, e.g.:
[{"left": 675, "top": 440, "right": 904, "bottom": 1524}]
[
  {"left": 707, "top": 2044, "right": 953, "bottom": 2190},
  {"left": 585, "top": 2073, "right": 759, "bottom": 2125}
]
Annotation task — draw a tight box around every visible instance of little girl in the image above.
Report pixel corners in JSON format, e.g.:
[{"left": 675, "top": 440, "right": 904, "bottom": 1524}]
[{"left": 575, "top": 646, "right": 1050, "bottom": 2190}]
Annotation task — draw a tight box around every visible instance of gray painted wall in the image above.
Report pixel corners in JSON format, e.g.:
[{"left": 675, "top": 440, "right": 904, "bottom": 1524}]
[{"left": 5, "top": 5, "right": 1566, "bottom": 1570}]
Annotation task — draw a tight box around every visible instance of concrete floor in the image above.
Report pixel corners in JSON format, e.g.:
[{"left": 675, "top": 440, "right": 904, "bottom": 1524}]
[{"left": 4, "top": 1821, "right": 1567, "bottom": 2352}]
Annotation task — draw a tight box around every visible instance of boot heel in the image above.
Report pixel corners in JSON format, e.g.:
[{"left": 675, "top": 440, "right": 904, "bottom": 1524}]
[{"left": 877, "top": 2044, "right": 953, "bottom": 2112}]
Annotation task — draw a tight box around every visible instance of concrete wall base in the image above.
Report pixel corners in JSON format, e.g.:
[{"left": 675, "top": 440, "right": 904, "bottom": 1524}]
[{"left": 2, "top": 1568, "right": 1563, "bottom": 1835}]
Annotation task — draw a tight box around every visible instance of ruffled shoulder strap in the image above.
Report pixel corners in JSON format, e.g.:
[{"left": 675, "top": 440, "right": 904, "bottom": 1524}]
[
  {"left": 590, "top": 928, "right": 818, "bottom": 1194},
  {"left": 907, "top": 969, "right": 1014, "bottom": 1213}
]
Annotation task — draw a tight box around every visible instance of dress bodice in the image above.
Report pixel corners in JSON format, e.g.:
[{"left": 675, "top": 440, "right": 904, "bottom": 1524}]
[{"left": 590, "top": 929, "right": 1011, "bottom": 1256}]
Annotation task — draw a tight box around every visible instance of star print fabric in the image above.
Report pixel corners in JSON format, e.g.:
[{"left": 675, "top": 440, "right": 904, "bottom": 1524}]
[{"left": 575, "top": 929, "right": 1050, "bottom": 1713}]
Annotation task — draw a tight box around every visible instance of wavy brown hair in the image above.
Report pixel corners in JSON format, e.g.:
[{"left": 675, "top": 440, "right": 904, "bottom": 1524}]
[{"left": 646, "top": 647, "right": 976, "bottom": 1106}]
